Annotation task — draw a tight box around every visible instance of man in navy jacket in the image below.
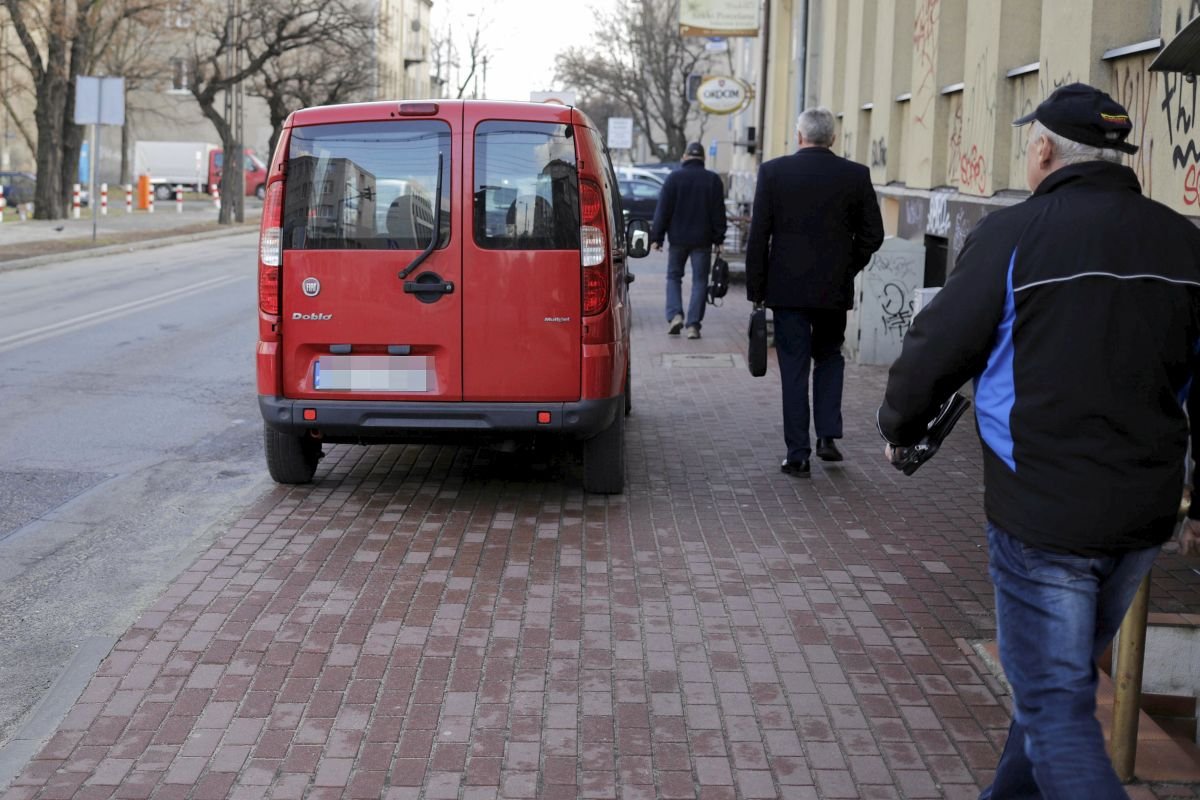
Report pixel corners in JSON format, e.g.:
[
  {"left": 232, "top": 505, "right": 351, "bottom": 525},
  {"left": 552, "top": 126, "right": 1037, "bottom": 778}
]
[
  {"left": 650, "top": 142, "right": 727, "bottom": 339},
  {"left": 746, "top": 107, "right": 884, "bottom": 475}
]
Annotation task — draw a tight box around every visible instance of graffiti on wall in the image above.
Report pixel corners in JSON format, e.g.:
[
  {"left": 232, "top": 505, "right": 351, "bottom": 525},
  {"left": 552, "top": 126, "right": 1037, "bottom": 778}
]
[
  {"left": 871, "top": 138, "right": 888, "bottom": 168},
  {"left": 1111, "top": 55, "right": 1156, "bottom": 199},
  {"left": 863, "top": 255, "right": 916, "bottom": 340},
  {"left": 927, "top": 191, "right": 951, "bottom": 236},
  {"left": 946, "top": 96, "right": 964, "bottom": 187},
  {"left": 912, "top": 0, "right": 941, "bottom": 129},
  {"left": 1010, "top": 72, "right": 1039, "bottom": 184},
  {"left": 959, "top": 49, "right": 996, "bottom": 195},
  {"left": 1163, "top": 1, "right": 1200, "bottom": 206}
]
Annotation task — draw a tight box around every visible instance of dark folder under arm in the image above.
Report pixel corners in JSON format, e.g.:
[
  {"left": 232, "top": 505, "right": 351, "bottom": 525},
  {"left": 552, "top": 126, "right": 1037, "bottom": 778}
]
[{"left": 891, "top": 393, "right": 971, "bottom": 476}]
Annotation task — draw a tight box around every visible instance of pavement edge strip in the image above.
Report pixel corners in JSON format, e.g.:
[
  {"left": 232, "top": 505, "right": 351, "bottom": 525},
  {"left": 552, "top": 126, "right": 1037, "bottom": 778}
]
[
  {"left": 0, "top": 225, "right": 259, "bottom": 274},
  {"left": 0, "top": 635, "right": 118, "bottom": 792}
]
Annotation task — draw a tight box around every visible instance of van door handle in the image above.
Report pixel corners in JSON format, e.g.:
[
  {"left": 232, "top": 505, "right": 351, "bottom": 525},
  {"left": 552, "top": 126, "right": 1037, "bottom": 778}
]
[{"left": 403, "top": 271, "right": 455, "bottom": 303}]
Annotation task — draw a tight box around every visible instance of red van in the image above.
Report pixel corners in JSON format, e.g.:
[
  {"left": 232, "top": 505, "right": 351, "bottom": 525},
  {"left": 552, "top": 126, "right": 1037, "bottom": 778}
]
[{"left": 256, "top": 100, "right": 651, "bottom": 493}]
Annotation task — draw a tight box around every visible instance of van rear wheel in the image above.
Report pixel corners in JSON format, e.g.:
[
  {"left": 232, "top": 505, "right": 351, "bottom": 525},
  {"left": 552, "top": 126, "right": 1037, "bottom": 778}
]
[
  {"left": 264, "top": 427, "right": 322, "bottom": 484},
  {"left": 582, "top": 399, "right": 624, "bottom": 494},
  {"left": 624, "top": 362, "right": 632, "bottom": 416}
]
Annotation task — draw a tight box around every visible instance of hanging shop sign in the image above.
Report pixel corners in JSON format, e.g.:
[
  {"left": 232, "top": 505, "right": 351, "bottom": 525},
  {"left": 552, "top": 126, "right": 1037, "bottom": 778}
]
[
  {"left": 697, "top": 76, "right": 753, "bottom": 115},
  {"left": 679, "top": 0, "right": 760, "bottom": 37}
]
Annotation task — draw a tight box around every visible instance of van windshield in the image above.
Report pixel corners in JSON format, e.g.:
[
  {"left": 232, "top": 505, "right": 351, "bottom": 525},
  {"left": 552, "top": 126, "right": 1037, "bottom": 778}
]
[
  {"left": 473, "top": 121, "right": 579, "bottom": 250},
  {"left": 283, "top": 120, "right": 451, "bottom": 251}
]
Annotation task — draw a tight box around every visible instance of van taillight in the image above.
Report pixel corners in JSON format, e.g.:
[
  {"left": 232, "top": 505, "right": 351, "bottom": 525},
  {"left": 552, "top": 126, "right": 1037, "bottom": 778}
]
[
  {"left": 580, "top": 181, "right": 608, "bottom": 315},
  {"left": 258, "top": 181, "right": 283, "bottom": 315}
]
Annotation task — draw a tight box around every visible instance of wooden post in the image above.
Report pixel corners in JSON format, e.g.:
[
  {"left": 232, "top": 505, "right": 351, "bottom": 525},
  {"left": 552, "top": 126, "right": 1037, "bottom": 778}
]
[{"left": 1110, "top": 571, "right": 1152, "bottom": 782}]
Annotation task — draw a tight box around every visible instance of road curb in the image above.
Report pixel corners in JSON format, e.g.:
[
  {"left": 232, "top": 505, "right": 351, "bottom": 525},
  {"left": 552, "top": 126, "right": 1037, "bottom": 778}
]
[
  {"left": 0, "top": 224, "right": 259, "bottom": 274},
  {"left": 0, "top": 635, "right": 117, "bottom": 793}
]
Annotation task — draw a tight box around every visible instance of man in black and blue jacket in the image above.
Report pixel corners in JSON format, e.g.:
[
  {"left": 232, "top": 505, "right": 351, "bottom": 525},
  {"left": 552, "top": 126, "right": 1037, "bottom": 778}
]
[{"left": 878, "top": 83, "right": 1200, "bottom": 799}]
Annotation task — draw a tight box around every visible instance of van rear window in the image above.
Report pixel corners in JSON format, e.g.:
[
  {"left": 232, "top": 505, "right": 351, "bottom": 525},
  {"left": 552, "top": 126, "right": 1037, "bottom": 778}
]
[
  {"left": 283, "top": 121, "right": 451, "bottom": 251},
  {"left": 473, "top": 121, "right": 579, "bottom": 250}
]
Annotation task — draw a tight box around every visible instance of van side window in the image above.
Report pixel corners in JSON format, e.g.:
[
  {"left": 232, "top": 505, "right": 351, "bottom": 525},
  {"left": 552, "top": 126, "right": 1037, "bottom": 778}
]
[
  {"left": 282, "top": 120, "right": 451, "bottom": 251},
  {"left": 473, "top": 121, "right": 579, "bottom": 250}
]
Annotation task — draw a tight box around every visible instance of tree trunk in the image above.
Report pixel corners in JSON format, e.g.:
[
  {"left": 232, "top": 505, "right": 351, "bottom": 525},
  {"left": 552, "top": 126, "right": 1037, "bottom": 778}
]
[
  {"left": 120, "top": 120, "right": 131, "bottom": 185},
  {"left": 33, "top": 96, "right": 65, "bottom": 219},
  {"left": 196, "top": 96, "right": 237, "bottom": 224}
]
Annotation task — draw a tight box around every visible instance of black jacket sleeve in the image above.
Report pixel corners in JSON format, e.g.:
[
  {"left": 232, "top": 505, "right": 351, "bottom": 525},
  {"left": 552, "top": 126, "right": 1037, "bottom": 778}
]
[
  {"left": 877, "top": 222, "right": 1009, "bottom": 446},
  {"left": 745, "top": 164, "right": 771, "bottom": 303},
  {"left": 650, "top": 173, "right": 675, "bottom": 246},
  {"left": 1189, "top": 337, "right": 1200, "bottom": 521},
  {"left": 710, "top": 173, "right": 727, "bottom": 245},
  {"left": 852, "top": 177, "right": 885, "bottom": 272}
]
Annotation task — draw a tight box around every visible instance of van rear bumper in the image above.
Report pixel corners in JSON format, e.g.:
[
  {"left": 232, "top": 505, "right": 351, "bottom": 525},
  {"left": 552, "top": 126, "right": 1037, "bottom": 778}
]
[{"left": 258, "top": 395, "right": 621, "bottom": 443}]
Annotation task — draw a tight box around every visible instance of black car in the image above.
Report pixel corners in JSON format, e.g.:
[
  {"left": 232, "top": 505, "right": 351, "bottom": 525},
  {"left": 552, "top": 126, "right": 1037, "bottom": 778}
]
[
  {"left": 0, "top": 171, "right": 35, "bottom": 206},
  {"left": 618, "top": 178, "right": 661, "bottom": 223}
]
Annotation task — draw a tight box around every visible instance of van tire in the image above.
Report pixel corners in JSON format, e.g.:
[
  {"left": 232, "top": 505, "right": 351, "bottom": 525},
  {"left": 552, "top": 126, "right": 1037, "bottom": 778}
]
[
  {"left": 154, "top": 184, "right": 173, "bottom": 201},
  {"left": 582, "top": 399, "right": 624, "bottom": 494},
  {"left": 264, "top": 428, "right": 322, "bottom": 484}
]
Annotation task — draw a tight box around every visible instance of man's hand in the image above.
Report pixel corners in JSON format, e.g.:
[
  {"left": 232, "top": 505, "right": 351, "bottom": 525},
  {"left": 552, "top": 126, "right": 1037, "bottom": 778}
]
[
  {"left": 1180, "top": 518, "right": 1200, "bottom": 556},
  {"left": 653, "top": 242, "right": 663, "bottom": 252}
]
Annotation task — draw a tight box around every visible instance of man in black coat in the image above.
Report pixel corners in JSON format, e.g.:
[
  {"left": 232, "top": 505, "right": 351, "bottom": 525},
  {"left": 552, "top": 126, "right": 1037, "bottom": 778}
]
[
  {"left": 746, "top": 107, "right": 884, "bottom": 476},
  {"left": 650, "top": 142, "right": 728, "bottom": 339}
]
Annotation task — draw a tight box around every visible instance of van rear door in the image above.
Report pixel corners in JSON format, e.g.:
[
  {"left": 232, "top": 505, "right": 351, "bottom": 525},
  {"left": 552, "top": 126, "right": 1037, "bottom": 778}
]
[
  {"left": 278, "top": 113, "right": 460, "bottom": 401},
  {"left": 461, "top": 109, "right": 582, "bottom": 402}
]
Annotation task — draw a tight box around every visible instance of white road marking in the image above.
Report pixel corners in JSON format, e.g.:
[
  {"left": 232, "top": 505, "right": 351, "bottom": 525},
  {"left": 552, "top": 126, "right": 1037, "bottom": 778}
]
[{"left": 0, "top": 273, "right": 246, "bottom": 353}]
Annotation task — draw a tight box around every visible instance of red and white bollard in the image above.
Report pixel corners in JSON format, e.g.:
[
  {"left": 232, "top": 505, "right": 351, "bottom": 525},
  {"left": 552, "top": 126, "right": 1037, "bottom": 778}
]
[
  {"left": 72, "top": 183, "right": 81, "bottom": 219},
  {"left": 125, "top": 184, "right": 133, "bottom": 214},
  {"left": 175, "top": 185, "right": 183, "bottom": 213},
  {"left": 148, "top": 189, "right": 155, "bottom": 214},
  {"left": 0, "top": 194, "right": 6, "bottom": 224},
  {"left": 211, "top": 183, "right": 220, "bottom": 211},
  {"left": 100, "top": 183, "right": 108, "bottom": 216}
]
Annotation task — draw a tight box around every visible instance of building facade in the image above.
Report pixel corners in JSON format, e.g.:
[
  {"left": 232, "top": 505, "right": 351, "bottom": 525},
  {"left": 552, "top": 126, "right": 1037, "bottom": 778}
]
[{"left": 757, "top": 0, "right": 1200, "bottom": 278}]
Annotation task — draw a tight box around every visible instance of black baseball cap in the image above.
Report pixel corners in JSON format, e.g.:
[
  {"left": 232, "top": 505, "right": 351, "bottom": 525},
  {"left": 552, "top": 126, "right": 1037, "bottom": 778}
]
[
  {"left": 684, "top": 141, "right": 705, "bottom": 158},
  {"left": 1012, "top": 82, "right": 1138, "bottom": 154}
]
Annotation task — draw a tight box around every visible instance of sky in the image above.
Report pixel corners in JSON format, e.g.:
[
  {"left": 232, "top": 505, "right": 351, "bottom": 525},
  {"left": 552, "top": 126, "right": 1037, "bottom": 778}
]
[{"left": 432, "top": 0, "right": 619, "bottom": 102}]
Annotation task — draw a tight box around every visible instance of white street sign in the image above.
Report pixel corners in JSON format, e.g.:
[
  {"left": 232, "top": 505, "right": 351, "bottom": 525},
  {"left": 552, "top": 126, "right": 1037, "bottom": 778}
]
[{"left": 607, "top": 117, "right": 634, "bottom": 149}]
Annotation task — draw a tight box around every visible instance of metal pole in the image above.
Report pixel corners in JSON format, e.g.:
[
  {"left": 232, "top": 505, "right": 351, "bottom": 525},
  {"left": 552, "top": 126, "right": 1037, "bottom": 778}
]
[
  {"left": 1110, "top": 571, "right": 1151, "bottom": 782},
  {"left": 91, "top": 86, "right": 101, "bottom": 242}
]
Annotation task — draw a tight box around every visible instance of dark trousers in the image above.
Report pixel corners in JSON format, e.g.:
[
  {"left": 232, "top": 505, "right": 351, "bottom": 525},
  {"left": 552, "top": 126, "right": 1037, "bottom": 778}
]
[{"left": 773, "top": 308, "right": 846, "bottom": 462}]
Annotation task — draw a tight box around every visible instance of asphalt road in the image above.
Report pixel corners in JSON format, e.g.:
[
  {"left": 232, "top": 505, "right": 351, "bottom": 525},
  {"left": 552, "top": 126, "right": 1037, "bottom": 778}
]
[{"left": 0, "top": 231, "right": 270, "bottom": 746}]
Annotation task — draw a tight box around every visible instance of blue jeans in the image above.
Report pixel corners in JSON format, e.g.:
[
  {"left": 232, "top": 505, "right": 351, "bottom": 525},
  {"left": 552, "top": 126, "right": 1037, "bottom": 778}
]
[
  {"left": 981, "top": 523, "right": 1160, "bottom": 800},
  {"left": 772, "top": 308, "right": 846, "bottom": 462},
  {"left": 666, "top": 246, "right": 711, "bottom": 329}
]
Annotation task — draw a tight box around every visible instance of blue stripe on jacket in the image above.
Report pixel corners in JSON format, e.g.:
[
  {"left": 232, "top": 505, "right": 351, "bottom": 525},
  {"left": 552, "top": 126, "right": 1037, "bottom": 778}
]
[{"left": 974, "top": 249, "right": 1018, "bottom": 472}]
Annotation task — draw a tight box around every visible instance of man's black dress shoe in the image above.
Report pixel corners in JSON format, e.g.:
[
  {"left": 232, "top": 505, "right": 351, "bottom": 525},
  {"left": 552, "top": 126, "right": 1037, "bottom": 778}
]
[
  {"left": 816, "top": 438, "right": 843, "bottom": 462},
  {"left": 781, "top": 459, "right": 810, "bottom": 477}
]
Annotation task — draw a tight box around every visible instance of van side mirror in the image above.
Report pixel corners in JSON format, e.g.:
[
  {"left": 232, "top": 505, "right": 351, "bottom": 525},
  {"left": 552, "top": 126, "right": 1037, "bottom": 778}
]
[{"left": 627, "top": 219, "right": 651, "bottom": 258}]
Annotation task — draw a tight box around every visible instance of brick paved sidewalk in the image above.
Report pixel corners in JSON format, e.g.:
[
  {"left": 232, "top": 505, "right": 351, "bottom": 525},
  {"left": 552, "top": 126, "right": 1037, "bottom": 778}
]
[{"left": 3, "top": 258, "right": 1197, "bottom": 799}]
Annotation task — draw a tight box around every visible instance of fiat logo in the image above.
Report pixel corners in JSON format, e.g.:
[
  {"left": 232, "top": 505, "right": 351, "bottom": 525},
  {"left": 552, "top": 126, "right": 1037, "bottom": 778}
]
[{"left": 302, "top": 277, "right": 321, "bottom": 297}]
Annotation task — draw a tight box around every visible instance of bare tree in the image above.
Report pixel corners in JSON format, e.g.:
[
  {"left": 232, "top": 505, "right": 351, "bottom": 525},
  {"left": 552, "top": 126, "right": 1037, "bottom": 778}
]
[
  {"left": 3, "top": 0, "right": 163, "bottom": 219},
  {"left": 185, "top": 0, "right": 367, "bottom": 223},
  {"left": 555, "top": 0, "right": 706, "bottom": 161},
  {"left": 94, "top": 9, "right": 169, "bottom": 184},
  {"left": 250, "top": 5, "right": 375, "bottom": 161},
  {"left": 429, "top": 11, "right": 489, "bottom": 100}
]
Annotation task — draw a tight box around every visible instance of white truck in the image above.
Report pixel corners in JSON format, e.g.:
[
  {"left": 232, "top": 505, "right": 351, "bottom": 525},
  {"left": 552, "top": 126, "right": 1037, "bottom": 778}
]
[{"left": 134, "top": 141, "right": 268, "bottom": 201}]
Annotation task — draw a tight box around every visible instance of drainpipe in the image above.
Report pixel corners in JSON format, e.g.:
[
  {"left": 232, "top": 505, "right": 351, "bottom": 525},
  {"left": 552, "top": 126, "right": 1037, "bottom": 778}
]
[{"left": 755, "top": 0, "right": 772, "bottom": 166}]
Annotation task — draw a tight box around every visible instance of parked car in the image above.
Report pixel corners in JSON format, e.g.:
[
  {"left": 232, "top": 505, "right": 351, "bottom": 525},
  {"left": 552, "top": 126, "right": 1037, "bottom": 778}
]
[
  {"left": 0, "top": 171, "right": 36, "bottom": 206},
  {"left": 618, "top": 177, "right": 661, "bottom": 223},
  {"left": 616, "top": 165, "right": 666, "bottom": 186},
  {"left": 257, "top": 99, "right": 652, "bottom": 493}
]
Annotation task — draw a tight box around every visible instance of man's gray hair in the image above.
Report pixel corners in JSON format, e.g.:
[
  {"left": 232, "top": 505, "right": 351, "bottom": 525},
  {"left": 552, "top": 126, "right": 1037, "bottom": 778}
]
[
  {"left": 1029, "top": 120, "right": 1125, "bottom": 166},
  {"left": 796, "top": 107, "right": 836, "bottom": 147}
]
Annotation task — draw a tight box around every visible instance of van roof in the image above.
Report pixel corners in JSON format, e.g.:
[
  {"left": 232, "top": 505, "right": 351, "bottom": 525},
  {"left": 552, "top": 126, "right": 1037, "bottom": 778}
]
[{"left": 289, "top": 99, "right": 581, "bottom": 128}]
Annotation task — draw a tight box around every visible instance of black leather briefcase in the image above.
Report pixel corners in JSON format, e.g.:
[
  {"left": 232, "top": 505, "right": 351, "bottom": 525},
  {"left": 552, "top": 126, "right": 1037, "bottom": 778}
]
[{"left": 748, "top": 306, "right": 768, "bottom": 377}]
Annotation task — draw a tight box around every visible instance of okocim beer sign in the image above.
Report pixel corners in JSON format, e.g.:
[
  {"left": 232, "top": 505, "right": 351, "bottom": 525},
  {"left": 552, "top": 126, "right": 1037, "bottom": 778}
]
[{"left": 697, "top": 76, "right": 753, "bottom": 115}]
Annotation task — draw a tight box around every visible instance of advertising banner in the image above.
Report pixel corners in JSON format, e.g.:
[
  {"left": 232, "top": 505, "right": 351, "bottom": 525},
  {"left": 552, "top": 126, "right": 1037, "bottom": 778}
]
[
  {"left": 696, "top": 76, "right": 753, "bottom": 115},
  {"left": 679, "top": 0, "right": 760, "bottom": 37}
]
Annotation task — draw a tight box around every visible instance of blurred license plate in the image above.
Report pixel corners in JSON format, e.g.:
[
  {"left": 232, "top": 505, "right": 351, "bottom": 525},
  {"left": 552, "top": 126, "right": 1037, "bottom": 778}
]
[{"left": 314, "top": 355, "right": 431, "bottom": 392}]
